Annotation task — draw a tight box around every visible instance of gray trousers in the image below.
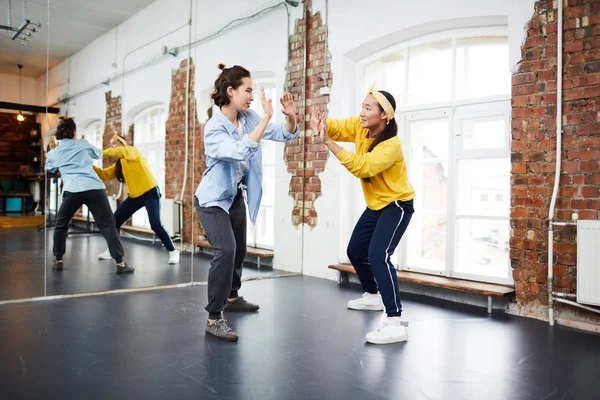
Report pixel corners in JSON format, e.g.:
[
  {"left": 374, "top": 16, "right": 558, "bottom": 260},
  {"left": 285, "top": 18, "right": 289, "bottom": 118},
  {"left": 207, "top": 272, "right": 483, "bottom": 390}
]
[{"left": 195, "top": 189, "right": 247, "bottom": 319}]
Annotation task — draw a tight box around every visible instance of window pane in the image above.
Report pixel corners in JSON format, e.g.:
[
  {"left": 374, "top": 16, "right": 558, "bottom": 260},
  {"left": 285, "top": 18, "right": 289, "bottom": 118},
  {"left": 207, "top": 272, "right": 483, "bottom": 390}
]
[
  {"left": 246, "top": 211, "right": 256, "bottom": 246},
  {"left": 462, "top": 116, "right": 506, "bottom": 151},
  {"left": 256, "top": 205, "right": 274, "bottom": 247},
  {"left": 364, "top": 52, "right": 405, "bottom": 106},
  {"left": 410, "top": 118, "right": 449, "bottom": 161},
  {"left": 262, "top": 165, "right": 275, "bottom": 207},
  {"left": 262, "top": 140, "right": 276, "bottom": 165},
  {"left": 455, "top": 218, "right": 509, "bottom": 278},
  {"left": 410, "top": 118, "right": 449, "bottom": 212},
  {"left": 456, "top": 37, "right": 510, "bottom": 99},
  {"left": 406, "top": 213, "right": 447, "bottom": 273},
  {"left": 132, "top": 209, "right": 149, "bottom": 229},
  {"left": 457, "top": 158, "right": 510, "bottom": 217},
  {"left": 408, "top": 41, "right": 452, "bottom": 105}
]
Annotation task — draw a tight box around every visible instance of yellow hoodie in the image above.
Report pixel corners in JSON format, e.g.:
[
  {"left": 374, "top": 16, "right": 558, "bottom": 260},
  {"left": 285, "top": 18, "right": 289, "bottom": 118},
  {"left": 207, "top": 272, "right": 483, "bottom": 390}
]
[
  {"left": 327, "top": 116, "right": 415, "bottom": 210},
  {"left": 93, "top": 146, "right": 158, "bottom": 199}
]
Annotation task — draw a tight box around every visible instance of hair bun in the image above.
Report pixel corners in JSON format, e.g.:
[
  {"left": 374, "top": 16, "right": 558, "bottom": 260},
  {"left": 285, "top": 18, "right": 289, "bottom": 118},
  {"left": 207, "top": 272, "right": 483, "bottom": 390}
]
[{"left": 217, "top": 63, "right": 226, "bottom": 71}]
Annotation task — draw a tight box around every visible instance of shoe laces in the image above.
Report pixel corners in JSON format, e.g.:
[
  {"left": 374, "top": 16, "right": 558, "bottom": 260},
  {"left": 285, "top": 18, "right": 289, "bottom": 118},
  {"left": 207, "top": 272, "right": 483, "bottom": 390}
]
[
  {"left": 215, "top": 319, "right": 233, "bottom": 333},
  {"left": 378, "top": 317, "right": 409, "bottom": 331}
]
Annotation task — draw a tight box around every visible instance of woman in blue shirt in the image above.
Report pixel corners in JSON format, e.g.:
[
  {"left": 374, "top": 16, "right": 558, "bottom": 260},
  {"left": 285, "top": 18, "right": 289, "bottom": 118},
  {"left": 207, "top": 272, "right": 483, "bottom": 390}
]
[
  {"left": 195, "top": 64, "right": 298, "bottom": 341},
  {"left": 45, "top": 117, "right": 133, "bottom": 274}
]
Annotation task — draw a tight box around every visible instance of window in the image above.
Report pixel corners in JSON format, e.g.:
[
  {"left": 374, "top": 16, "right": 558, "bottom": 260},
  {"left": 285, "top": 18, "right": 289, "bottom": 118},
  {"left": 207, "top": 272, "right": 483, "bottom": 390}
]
[
  {"left": 131, "top": 106, "right": 166, "bottom": 228},
  {"left": 247, "top": 82, "right": 276, "bottom": 249},
  {"left": 358, "top": 30, "right": 512, "bottom": 285}
]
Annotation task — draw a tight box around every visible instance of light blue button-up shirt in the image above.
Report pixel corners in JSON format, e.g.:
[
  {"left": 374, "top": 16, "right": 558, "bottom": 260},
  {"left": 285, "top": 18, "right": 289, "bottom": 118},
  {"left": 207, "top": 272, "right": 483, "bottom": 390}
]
[
  {"left": 195, "top": 109, "right": 299, "bottom": 224},
  {"left": 45, "top": 139, "right": 106, "bottom": 193}
]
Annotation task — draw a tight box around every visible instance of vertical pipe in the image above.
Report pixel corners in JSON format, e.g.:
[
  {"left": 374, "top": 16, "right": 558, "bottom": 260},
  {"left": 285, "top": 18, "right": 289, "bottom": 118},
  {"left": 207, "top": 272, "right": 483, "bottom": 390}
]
[
  {"left": 179, "top": 0, "right": 193, "bottom": 252},
  {"left": 548, "top": 0, "right": 563, "bottom": 326}
]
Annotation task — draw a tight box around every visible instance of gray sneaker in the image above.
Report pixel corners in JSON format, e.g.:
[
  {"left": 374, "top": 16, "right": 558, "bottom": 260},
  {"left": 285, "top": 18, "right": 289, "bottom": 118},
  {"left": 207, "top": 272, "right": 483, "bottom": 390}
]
[
  {"left": 205, "top": 319, "right": 238, "bottom": 342},
  {"left": 224, "top": 296, "right": 259, "bottom": 312}
]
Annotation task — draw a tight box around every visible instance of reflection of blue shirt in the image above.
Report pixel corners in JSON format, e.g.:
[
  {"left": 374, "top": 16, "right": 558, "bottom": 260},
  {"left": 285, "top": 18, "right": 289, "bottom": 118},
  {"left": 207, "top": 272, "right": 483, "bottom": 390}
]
[
  {"left": 195, "top": 109, "right": 299, "bottom": 224},
  {"left": 45, "top": 139, "right": 106, "bottom": 193}
]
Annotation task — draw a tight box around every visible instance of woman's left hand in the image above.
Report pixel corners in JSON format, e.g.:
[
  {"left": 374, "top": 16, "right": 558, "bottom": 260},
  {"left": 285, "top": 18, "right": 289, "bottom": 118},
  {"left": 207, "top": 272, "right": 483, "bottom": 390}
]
[
  {"left": 318, "top": 111, "right": 329, "bottom": 144},
  {"left": 280, "top": 92, "right": 297, "bottom": 118}
]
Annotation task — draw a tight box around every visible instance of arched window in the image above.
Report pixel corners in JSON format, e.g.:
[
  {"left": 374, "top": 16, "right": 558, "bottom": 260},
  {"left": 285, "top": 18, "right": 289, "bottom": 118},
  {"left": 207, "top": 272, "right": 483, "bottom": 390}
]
[{"left": 356, "top": 29, "right": 511, "bottom": 285}]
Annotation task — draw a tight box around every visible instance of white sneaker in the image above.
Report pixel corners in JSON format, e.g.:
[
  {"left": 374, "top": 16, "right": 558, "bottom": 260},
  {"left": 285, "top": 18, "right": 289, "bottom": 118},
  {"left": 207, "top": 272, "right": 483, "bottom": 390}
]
[
  {"left": 168, "top": 250, "right": 180, "bottom": 264},
  {"left": 97, "top": 249, "right": 112, "bottom": 260},
  {"left": 365, "top": 317, "right": 409, "bottom": 344},
  {"left": 347, "top": 292, "right": 384, "bottom": 311}
]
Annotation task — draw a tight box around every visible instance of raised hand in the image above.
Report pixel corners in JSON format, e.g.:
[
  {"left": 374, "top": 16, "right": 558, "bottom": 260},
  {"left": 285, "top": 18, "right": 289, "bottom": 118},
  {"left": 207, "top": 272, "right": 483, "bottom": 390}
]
[
  {"left": 318, "top": 111, "right": 329, "bottom": 143},
  {"left": 309, "top": 108, "right": 323, "bottom": 137},
  {"left": 280, "top": 92, "right": 297, "bottom": 118},
  {"left": 260, "top": 86, "right": 274, "bottom": 118}
]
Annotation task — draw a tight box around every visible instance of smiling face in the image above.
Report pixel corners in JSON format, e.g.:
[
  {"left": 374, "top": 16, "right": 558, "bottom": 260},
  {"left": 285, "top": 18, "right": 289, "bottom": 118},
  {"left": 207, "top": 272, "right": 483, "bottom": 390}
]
[
  {"left": 110, "top": 137, "right": 125, "bottom": 148},
  {"left": 359, "top": 94, "right": 387, "bottom": 130},
  {"left": 228, "top": 77, "right": 254, "bottom": 113}
]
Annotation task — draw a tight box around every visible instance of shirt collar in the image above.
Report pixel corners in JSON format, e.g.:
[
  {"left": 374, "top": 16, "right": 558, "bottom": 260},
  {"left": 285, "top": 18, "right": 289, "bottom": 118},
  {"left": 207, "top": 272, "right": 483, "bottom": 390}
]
[{"left": 215, "top": 110, "right": 247, "bottom": 135}]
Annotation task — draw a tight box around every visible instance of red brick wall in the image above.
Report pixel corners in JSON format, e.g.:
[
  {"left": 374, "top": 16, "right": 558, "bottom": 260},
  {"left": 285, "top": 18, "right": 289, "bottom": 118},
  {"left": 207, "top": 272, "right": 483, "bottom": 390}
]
[
  {"left": 0, "top": 113, "right": 39, "bottom": 180},
  {"left": 165, "top": 58, "right": 204, "bottom": 244},
  {"left": 284, "top": 0, "right": 332, "bottom": 227},
  {"left": 511, "top": 0, "right": 600, "bottom": 322},
  {"left": 102, "top": 91, "right": 134, "bottom": 200}
]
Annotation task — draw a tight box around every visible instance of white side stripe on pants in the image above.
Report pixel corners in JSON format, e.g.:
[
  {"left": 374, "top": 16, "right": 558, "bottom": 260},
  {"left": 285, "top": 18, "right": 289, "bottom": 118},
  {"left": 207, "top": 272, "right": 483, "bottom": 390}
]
[{"left": 385, "top": 204, "right": 405, "bottom": 313}]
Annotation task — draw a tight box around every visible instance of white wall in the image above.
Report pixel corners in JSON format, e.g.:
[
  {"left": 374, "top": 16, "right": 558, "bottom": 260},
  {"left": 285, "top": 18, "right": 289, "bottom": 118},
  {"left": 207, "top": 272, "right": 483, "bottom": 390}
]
[
  {"left": 37, "top": 0, "right": 535, "bottom": 277},
  {"left": 0, "top": 73, "right": 39, "bottom": 105}
]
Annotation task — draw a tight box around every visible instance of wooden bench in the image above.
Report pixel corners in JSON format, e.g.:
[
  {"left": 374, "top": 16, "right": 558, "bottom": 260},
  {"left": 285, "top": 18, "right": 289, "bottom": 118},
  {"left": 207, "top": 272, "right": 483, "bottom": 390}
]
[
  {"left": 71, "top": 215, "right": 158, "bottom": 239},
  {"left": 329, "top": 263, "right": 515, "bottom": 314},
  {"left": 197, "top": 239, "right": 274, "bottom": 269}
]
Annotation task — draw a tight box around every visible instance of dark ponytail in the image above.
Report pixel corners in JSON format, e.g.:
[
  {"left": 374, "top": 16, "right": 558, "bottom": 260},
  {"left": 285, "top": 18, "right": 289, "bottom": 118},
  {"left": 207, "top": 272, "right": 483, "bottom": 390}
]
[
  {"left": 114, "top": 159, "right": 125, "bottom": 183},
  {"left": 56, "top": 117, "right": 76, "bottom": 140},
  {"left": 210, "top": 64, "right": 251, "bottom": 107},
  {"left": 363, "top": 90, "right": 398, "bottom": 183}
]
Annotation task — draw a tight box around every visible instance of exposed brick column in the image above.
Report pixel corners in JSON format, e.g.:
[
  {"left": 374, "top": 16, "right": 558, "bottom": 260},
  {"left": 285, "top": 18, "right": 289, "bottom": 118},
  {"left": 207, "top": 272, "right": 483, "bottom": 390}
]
[
  {"left": 165, "top": 58, "right": 205, "bottom": 245},
  {"left": 511, "top": 0, "right": 600, "bottom": 323},
  {"left": 102, "top": 91, "right": 133, "bottom": 200},
  {"left": 284, "top": 0, "right": 332, "bottom": 228}
]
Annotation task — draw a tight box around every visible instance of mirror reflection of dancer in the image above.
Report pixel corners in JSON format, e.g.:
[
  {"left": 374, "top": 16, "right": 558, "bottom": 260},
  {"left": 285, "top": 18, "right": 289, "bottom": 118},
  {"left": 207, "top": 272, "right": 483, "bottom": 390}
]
[
  {"left": 312, "top": 85, "right": 415, "bottom": 345},
  {"left": 195, "top": 64, "right": 299, "bottom": 341},
  {"left": 94, "top": 133, "right": 180, "bottom": 265},
  {"left": 45, "top": 117, "right": 134, "bottom": 274}
]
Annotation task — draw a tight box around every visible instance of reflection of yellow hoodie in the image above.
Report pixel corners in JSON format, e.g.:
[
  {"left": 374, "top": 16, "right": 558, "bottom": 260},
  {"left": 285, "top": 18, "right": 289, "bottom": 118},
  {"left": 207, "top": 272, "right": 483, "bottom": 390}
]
[{"left": 93, "top": 146, "right": 158, "bottom": 198}]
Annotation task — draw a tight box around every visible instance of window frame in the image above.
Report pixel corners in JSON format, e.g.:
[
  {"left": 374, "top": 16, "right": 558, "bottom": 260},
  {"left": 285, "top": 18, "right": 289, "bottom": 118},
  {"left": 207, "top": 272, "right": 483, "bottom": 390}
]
[{"left": 351, "top": 27, "right": 513, "bottom": 285}]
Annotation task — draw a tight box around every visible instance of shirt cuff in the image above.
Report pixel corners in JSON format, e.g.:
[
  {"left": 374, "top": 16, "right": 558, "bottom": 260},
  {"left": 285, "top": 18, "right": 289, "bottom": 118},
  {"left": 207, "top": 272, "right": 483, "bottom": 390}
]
[
  {"left": 285, "top": 125, "right": 300, "bottom": 138},
  {"left": 243, "top": 137, "right": 260, "bottom": 150}
]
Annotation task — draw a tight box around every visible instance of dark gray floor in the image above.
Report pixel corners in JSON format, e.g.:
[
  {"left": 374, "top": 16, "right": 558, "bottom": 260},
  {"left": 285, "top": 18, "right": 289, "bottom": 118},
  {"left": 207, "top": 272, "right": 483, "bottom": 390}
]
[
  {"left": 0, "top": 227, "right": 290, "bottom": 301},
  {"left": 0, "top": 227, "right": 45, "bottom": 300},
  {"left": 0, "top": 276, "right": 599, "bottom": 400}
]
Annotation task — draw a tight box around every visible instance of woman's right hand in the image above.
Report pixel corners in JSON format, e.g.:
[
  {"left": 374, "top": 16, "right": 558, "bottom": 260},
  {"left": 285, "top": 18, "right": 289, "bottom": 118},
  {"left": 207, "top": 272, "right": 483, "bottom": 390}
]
[
  {"left": 309, "top": 109, "right": 322, "bottom": 136},
  {"left": 260, "top": 86, "right": 273, "bottom": 118},
  {"left": 310, "top": 109, "right": 328, "bottom": 142}
]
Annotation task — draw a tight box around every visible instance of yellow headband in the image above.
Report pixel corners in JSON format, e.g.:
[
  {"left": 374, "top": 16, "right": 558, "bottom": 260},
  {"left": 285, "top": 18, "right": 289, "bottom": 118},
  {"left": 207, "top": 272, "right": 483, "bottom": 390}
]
[
  {"left": 366, "top": 83, "right": 395, "bottom": 122},
  {"left": 112, "top": 133, "right": 127, "bottom": 146}
]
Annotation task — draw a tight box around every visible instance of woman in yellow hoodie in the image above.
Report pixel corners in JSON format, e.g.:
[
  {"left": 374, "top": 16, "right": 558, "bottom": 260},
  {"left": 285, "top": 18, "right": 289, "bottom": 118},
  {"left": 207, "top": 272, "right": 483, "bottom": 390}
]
[
  {"left": 311, "top": 86, "right": 415, "bottom": 345},
  {"left": 94, "top": 134, "right": 179, "bottom": 264}
]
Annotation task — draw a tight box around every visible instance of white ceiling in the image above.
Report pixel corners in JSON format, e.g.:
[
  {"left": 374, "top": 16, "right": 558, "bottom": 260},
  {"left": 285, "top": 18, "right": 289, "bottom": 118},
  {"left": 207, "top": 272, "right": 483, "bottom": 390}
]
[{"left": 0, "top": 0, "right": 158, "bottom": 77}]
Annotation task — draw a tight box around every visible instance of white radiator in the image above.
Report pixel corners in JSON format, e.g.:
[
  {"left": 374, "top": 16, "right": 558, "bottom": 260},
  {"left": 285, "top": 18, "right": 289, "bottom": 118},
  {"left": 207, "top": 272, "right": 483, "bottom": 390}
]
[
  {"left": 161, "top": 198, "right": 181, "bottom": 235},
  {"left": 577, "top": 220, "right": 600, "bottom": 306}
]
